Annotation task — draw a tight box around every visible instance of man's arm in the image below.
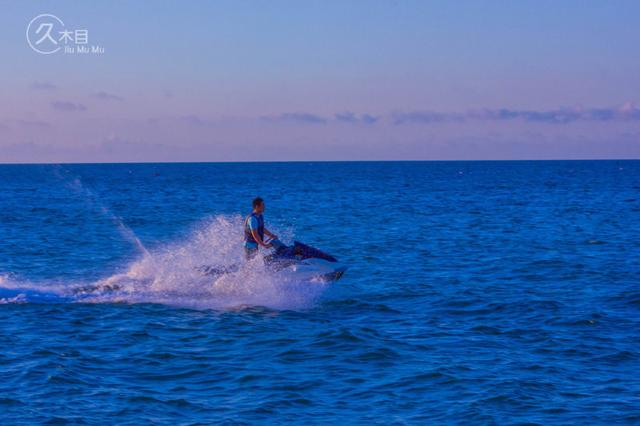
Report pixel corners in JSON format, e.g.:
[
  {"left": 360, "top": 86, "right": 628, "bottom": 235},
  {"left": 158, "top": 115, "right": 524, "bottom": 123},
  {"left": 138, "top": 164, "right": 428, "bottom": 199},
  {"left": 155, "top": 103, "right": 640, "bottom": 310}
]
[
  {"left": 251, "top": 229, "right": 272, "bottom": 247},
  {"left": 248, "top": 216, "right": 271, "bottom": 247},
  {"left": 264, "top": 228, "right": 278, "bottom": 239}
]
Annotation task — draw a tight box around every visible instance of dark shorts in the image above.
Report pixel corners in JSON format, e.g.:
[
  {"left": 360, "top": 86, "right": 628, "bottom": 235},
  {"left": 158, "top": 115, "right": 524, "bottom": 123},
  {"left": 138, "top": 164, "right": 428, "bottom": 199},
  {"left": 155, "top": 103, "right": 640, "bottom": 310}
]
[{"left": 244, "top": 246, "right": 258, "bottom": 260}]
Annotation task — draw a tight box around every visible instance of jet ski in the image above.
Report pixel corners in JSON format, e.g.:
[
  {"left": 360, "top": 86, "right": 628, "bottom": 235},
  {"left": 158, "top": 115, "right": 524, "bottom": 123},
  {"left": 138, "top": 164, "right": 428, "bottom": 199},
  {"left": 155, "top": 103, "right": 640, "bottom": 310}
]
[
  {"left": 199, "top": 239, "right": 347, "bottom": 282},
  {"left": 265, "top": 239, "right": 347, "bottom": 281}
]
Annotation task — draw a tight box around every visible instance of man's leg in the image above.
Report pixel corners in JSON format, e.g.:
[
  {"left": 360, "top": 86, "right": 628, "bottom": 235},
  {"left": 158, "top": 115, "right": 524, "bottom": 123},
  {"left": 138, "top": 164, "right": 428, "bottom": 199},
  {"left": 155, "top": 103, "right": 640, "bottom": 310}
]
[{"left": 245, "top": 247, "right": 258, "bottom": 260}]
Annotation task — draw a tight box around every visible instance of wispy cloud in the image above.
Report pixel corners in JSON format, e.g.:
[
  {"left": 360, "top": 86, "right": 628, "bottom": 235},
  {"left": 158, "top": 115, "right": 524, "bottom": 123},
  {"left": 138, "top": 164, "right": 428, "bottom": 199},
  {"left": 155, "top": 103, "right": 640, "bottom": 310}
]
[
  {"left": 263, "top": 112, "right": 380, "bottom": 125},
  {"left": 91, "top": 91, "right": 124, "bottom": 101},
  {"left": 335, "top": 112, "right": 379, "bottom": 124},
  {"left": 261, "top": 104, "right": 640, "bottom": 125},
  {"left": 0, "top": 119, "right": 53, "bottom": 131},
  {"left": 180, "top": 115, "right": 217, "bottom": 127},
  {"left": 180, "top": 114, "right": 208, "bottom": 126},
  {"left": 262, "top": 112, "right": 328, "bottom": 125},
  {"left": 475, "top": 104, "right": 640, "bottom": 123},
  {"left": 15, "top": 119, "right": 52, "bottom": 129},
  {"left": 51, "top": 101, "right": 87, "bottom": 112},
  {"left": 146, "top": 115, "right": 217, "bottom": 127},
  {"left": 394, "top": 102, "right": 640, "bottom": 125},
  {"left": 469, "top": 108, "right": 582, "bottom": 124},
  {"left": 30, "top": 81, "right": 57, "bottom": 90},
  {"left": 392, "top": 111, "right": 465, "bottom": 124}
]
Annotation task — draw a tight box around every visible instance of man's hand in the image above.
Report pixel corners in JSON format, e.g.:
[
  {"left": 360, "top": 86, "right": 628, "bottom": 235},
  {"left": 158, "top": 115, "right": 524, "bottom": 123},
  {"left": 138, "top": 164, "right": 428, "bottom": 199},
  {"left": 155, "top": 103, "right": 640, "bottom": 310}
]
[{"left": 265, "top": 229, "right": 278, "bottom": 240}]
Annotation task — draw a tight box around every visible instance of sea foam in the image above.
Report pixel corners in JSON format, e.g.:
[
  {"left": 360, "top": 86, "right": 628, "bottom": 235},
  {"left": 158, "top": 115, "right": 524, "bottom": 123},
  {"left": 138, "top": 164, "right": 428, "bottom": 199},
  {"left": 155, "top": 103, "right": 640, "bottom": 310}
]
[{"left": 0, "top": 215, "right": 330, "bottom": 310}]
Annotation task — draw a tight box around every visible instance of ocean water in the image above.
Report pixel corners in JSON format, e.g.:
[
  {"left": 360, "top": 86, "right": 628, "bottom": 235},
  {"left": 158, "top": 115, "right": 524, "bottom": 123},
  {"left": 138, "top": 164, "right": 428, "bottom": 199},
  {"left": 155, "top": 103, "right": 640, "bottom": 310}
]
[{"left": 0, "top": 161, "right": 638, "bottom": 424}]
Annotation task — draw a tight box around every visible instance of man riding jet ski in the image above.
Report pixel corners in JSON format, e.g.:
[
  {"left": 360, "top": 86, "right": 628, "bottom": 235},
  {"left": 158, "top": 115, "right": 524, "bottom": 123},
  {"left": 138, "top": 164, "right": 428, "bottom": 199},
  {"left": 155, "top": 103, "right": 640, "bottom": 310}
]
[
  {"left": 199, "top": 238, "right": 347, "bottom": 282},
  {"left": 206, "top": 196, "right": 345, "bottom": 281}
]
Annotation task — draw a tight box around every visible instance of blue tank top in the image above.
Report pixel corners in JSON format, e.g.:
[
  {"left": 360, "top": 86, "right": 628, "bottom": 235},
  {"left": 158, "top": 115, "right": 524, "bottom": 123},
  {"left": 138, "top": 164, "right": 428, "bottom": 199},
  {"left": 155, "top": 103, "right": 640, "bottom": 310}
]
[{"left": 244, "top": 213, "right": 264, "bottom": 244}]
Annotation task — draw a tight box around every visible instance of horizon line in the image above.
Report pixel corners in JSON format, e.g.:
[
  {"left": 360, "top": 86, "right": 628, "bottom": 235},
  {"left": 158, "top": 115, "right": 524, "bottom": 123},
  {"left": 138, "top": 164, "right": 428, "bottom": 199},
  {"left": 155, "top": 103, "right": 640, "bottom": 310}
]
[{"left": 0, "top": 158, "right": 638, "bottom": 166}]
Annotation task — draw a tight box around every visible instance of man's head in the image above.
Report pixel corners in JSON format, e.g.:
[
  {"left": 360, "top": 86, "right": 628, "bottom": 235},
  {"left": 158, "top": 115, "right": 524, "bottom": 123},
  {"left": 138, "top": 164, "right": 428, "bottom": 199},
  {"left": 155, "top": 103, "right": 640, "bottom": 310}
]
[{"left": 252, "top": 197, "right": 265, "bottom": 213}]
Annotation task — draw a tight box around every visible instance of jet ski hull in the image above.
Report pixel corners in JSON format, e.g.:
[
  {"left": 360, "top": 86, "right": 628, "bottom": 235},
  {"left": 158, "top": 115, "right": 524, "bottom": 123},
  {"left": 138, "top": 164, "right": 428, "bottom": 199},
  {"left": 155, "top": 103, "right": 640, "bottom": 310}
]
[{"left": 199, "top": 240, "right": 347, "bottom": 282}]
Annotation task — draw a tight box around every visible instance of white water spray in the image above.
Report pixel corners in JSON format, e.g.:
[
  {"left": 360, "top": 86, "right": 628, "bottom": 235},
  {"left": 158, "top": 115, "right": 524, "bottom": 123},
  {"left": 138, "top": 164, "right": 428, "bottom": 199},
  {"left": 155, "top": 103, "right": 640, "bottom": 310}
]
[
  {"left": 53, "top": 166, "right": 150, "bottom": 258},
  {"left": 1, "top": 216, "right": 330, "bottom": 310},
  {"left": 0, "top": 167, "right": 331, "bottom": 309}
]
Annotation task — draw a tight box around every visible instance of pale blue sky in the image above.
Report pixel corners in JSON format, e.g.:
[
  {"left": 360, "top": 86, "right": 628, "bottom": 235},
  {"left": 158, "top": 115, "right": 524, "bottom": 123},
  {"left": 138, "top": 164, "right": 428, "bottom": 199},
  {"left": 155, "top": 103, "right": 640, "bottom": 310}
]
[{"left": 1, "top": 0, "right": 639, "bottom": 162}]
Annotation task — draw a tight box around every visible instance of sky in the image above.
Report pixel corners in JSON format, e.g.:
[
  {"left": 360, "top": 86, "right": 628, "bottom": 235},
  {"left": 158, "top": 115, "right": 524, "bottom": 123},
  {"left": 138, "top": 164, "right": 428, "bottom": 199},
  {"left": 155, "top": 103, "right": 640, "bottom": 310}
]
[{"left": 0, "top": 0, "right": 639, "bottom": 162}]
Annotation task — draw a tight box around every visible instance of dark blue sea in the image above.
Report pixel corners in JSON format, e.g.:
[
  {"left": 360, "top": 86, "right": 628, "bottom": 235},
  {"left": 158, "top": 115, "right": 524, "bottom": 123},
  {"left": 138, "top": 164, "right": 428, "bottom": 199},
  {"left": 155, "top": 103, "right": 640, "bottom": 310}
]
[{"left": 0, "top": 161, "right": 639, "bottom": 425}]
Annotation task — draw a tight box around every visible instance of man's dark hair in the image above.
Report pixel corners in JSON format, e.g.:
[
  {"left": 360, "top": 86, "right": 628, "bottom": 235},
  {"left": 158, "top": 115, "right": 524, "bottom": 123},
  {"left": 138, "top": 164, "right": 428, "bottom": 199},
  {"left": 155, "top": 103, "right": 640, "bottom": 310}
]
[{"left": 252, "top": 197, "right": 264, "bottom": 209}]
